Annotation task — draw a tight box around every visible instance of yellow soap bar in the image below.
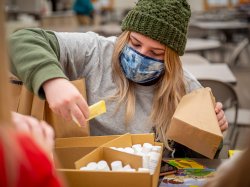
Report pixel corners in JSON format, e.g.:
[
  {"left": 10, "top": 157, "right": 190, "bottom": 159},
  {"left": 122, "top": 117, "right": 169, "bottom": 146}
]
[
  {"left": 87, "top": 100, "right": 106, "bottom": 121},
  {"left": 72, "top": 100, "right": 106, "bottom": 127}
]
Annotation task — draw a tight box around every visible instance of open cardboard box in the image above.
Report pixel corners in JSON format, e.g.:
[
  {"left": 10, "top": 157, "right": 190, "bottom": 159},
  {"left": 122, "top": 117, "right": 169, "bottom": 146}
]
[
  {"left": 54, "top": 135, "right": 120, "bottom": 169},
  {"left": 55, "top": 134, "right": 163, "bottom": 187},
  {"left": 166, "top": 87, "right": 223, "bottom": 159}
]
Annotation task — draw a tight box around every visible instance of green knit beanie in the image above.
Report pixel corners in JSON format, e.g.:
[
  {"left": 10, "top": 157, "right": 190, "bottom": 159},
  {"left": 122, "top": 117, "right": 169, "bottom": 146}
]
[{"left": 121, "top": 0, "right": 191, "bottom": 56}]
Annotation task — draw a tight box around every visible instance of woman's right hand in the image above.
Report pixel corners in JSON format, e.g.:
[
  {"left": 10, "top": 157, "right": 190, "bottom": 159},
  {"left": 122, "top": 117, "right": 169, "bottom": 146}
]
[{"left": 43, "top": 78, "right": 89, "bottom": 126}]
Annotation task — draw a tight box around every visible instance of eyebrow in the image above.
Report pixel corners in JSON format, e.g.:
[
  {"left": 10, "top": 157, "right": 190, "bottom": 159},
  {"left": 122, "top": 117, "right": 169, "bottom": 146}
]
[{"left": 130, "top": 35, "right": 165, "bottom": 51}]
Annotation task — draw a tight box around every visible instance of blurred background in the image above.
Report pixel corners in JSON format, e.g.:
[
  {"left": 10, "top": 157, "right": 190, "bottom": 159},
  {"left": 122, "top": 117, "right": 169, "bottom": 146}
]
[{"left": 4, "top": 0, "right": 250, "bottom": 158}]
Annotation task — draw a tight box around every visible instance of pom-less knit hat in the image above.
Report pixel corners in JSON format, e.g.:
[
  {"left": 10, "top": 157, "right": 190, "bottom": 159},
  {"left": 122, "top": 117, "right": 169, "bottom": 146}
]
[{"left": 121, "top": 0, "right": 191, "bottom": 56}]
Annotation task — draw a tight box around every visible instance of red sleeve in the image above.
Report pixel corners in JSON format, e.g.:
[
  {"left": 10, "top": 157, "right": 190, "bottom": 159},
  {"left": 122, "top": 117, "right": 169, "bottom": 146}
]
[{"left": 0, "top": 133, "right": 64, "bottom": 187}]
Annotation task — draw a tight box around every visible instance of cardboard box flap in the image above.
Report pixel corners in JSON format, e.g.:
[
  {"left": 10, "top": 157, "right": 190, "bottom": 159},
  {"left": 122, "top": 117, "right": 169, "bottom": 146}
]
[
  {"left": 131, "top": 133, "right": 155, "bottom": 144},
  {"left": 101, "top": 133, "right": 133, "bottom": 148},
  {"left": 167, "top": 88, "right": 223, "bottom": 159},
  {"left": 55, "top": 147, "right": 97, "bottom": 169},
  {"left": 173, "top": 88, "right": 221, "bottom": 136},
  {"left": 75, "top": 147, "right": 143, "bottom": 170},
  {"left": 101, "top": 133, "right": 155, "bottom": 148},
  {"left": 54, "top": 135, "right": 120, "bottom": 169},
  {"left": 104, "top": 148, "right": 143, "bottom": 169},
  {"left": 55, "top": 135, "right": 119, "bottom": 148},
  {"left": 57, "top": 170, "right": 152, "bottom": 187}
]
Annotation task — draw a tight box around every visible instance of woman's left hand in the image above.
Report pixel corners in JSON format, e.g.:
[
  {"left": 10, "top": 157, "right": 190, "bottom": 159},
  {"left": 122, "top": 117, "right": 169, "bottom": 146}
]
[{"left": 215, "top": 102, "right": 228, "bottom": 132}]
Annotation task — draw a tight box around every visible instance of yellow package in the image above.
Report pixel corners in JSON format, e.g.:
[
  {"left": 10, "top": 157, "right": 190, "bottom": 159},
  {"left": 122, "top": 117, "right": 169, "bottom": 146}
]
[
  {"left": 72, "top": 100, "right": 106, "bottom": 127},
  {"left": 228, "top": 150, "right": 242, "bottom": 158},
  {"left": 87, "top": 100, "right": 106, "bottom": 121}
]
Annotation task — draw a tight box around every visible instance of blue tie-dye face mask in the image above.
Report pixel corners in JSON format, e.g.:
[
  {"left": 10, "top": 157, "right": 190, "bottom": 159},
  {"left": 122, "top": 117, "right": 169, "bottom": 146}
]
[{"left": 120, "top": 44, "right": 165, "bottom": 84}]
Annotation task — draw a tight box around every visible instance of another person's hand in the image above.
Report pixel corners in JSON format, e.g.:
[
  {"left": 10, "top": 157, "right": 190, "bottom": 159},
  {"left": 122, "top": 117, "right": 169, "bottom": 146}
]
[
  {"left": 43, "top": 78, "right": 89, "bottom": 126},
  {"left": 215, "top": 102, "right": 228, "bottom": 133},
  {"left": 11, "top": 112, "right": 55, "bottom": 154}
]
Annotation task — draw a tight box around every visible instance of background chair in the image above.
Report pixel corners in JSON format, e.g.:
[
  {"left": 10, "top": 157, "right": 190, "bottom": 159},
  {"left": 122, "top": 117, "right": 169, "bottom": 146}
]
[
  {"left": 225, "top": 107, "right": 250, "bottom": 149},
  {"left": 198, "top": 79, "right": 239, "bottom": 149},
  {"left": 227, "top": 38, "right": 249, "bottom": 66}
]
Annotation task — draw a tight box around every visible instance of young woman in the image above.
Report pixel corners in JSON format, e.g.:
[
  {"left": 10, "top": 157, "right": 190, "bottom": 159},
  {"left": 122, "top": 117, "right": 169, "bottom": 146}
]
[{"left": 9, "top": 0, "right": 228, "bottom": 157}]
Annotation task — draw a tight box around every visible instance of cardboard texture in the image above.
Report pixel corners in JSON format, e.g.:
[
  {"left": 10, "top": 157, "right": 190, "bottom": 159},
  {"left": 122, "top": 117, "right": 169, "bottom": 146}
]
[
  {"left": 75, "top": 147, "right": 143, "bottom": 170},
  {"left": 167, "top": 87, "right": 223, "bottom": 159},
  {"left": 54, "top": 135, "right": 120, "bottom": 169},
  {"left": 10, "top": 78, "right": 89, "bottom": 138},
  {"left": 55, "top": 134, "right": 163, "bottom": 187}
]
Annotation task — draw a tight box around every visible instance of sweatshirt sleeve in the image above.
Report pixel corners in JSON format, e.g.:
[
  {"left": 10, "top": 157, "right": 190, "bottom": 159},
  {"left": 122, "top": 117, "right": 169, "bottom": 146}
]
[{"left": 9, "top": 28, "right": 68, "bottom": 99}]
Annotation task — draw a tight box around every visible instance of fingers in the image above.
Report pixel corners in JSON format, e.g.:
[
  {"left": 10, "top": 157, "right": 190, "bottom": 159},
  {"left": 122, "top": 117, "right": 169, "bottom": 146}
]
[
  {"left": 214, "top": 102, "right": 229, "bottom": 132},
  {"left": 12, "top": 112, "right": 55, "bottom": 154},
  {"left": 215, "top": 102, "right": 223, "bottom": 114},
  {"left": 60, "top": 107, "right": 72, "bottom": 121},
  {"left": 76, "top": 96, "right": 90, "bottom": 120},
  {"left": 27, "top": 119, "right": 55, "bottom": 154},
  {"left": 70, "top": 103, "right": 88, "bottom": 127},
  {"left": 12, "top": 112, "right": 30, "bottom": 133},
  {"left": 219, "top": 116, "right": 228, "bottom": 132},
  {"left": 59, "top": 95, "right": 89, "bottom": 127},
  {"left": 40, "top": 121, "right": 55, "bottom": 153},
  {"left": 216, "top": 109, "right": 225, "bottom": 121}
]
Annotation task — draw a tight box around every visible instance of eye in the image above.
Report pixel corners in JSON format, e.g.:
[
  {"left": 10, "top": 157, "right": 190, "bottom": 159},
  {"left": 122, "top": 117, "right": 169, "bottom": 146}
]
[
  {"left": 150, "top": 50, "right": 164, "bottom": 57},
  {"left": 150, "top": 51, "right": 158, "bottom": 56},
  {"left": 129, "top": 36, "right": 141, "bottom": 48},
  {"left": 130, "top": 41, "right": 141, "bottom": 48}
]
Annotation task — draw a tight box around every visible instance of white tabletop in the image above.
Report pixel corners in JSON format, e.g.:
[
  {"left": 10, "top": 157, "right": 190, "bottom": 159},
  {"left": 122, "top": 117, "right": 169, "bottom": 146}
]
[
  {"left": 183, "top": 63, "right": 237, "bottom": 84},
  {"left": 186, "top": 38, "right": 221, "bottom": 52},
  {"left": 190, "top": 20, "right": 249, "bottom": 30}
]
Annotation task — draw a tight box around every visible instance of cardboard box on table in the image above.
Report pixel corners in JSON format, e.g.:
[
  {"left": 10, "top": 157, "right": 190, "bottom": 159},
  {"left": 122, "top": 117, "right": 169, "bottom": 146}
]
[
  {"left": 54, "top": 135, "right": 120, "bottom": 169},
  {"left": 55, "top": 133, "right": 163, "bottom": 187},
  {"left": 166, "top": 87, "right": 223, "bottom": 159}
]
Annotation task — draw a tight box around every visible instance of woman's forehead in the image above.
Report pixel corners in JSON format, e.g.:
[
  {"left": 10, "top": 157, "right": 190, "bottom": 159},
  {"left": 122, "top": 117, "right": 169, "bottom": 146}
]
[{"left": 130, "top": 32, "right": 165, "bottom": 49}]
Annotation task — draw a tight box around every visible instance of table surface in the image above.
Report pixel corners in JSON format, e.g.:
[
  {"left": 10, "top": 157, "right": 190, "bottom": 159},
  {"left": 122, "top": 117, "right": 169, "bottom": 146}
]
[
  {"left": 158, "top": 158, "right": 225, "bottom": 187},
  {"left": 183, "top": 63, "right": 237, "bottom": 85},
  {"left": 190, "top": 20, "right": 249, "bottom": 30},
  {"left": 186, "top": 38, "right": 221, "bottom": 52}
]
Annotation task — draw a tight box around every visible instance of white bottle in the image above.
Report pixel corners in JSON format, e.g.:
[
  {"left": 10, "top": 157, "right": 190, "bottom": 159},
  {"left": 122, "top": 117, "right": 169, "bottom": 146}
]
[
  {"left": 97, "top": 160, "right": 110, "bottom": 171},
  {"left": 142, "top": 143, "right": 153, "bottom": 154},
  {"left": 132, "top": 144, "right": 143, "bottom": 154},
  {"left": 86, "top": 162, "right": 98, "bottom": 170},
  {"left": 148, "top": 152, "right": 160, "bottom": 175},
  {"left": 151, "top": 145, "right": 162, "bottom": 153},
  {"left": 111, "top": 160, "right": 123, "bottom": 171},
  {"left": 138, "top": 168, "right": 150, "bottom": 173},
  {"left": 124, "top": 147, "right": 135, "bottom": 154}
]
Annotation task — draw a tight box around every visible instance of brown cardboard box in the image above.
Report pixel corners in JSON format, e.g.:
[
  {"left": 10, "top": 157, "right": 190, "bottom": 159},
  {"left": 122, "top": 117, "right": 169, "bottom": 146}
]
[
  {"left": 55, "top": 134, "right": 163, "bottom": 187},
  {"left": 166, "top": 87, "right": 223, "bottom": 159},
  {"left": 54, "top": 135, "right": 120, "bottom": 169}
]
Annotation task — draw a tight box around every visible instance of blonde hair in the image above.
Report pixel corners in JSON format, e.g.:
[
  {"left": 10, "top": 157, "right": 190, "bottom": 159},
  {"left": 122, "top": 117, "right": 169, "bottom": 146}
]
[{"left": 111, "top": 31, "right": 186, "bottom": 149}]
